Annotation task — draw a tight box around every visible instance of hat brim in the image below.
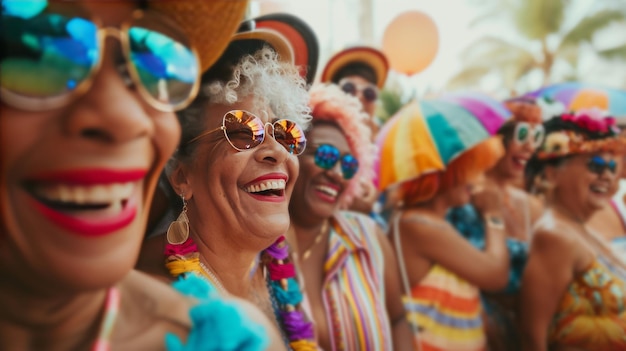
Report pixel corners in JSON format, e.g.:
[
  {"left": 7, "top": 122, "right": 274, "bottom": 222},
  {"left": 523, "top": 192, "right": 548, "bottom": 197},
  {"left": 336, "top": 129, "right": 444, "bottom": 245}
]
[
  {"left": 321, "top": 47, "right": 389, "bottom": 89},
  {"left": 255, "top": 13, "right": 319, "bottom": 84},
  {"left": 149, "top": 0, "right": 248, "bottom": 72},
  {"left": 231, "top": 28, "right": 294, "bottom": 64}
]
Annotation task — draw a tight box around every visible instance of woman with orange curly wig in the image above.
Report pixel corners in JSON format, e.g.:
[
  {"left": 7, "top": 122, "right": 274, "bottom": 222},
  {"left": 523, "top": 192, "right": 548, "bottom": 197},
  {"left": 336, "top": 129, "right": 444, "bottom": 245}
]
[{"left": 288, "top": 83, "right": 413, "bottom": 351}]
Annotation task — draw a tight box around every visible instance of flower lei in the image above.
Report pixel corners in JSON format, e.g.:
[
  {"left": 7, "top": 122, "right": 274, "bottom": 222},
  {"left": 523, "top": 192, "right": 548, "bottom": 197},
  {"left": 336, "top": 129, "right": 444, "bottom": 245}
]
[
  {"left": 537, "top": 109, "right": 626, "bottom": 160},
  {"left": 164, "top": 236, "right": 318, "bottom": 351}
]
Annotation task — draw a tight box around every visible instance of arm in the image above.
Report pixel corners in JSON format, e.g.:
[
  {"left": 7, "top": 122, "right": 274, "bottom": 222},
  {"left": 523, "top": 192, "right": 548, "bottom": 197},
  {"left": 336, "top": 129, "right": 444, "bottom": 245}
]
[
  {"left": 520, "top": 228, "right": 575, "bottom": 351},
  {"left": 376, "top": 228, "right": 416, "bottom": 351},
  {"left": 401, "top": 214, "right": 509, "bottom": 291}
]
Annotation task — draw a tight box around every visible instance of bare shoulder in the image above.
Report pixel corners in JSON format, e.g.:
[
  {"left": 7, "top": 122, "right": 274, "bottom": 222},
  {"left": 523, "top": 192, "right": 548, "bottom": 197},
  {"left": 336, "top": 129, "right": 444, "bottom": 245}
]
[
  {"left": 398, "top": 209, "right": 455, "bottom": 238},
  {"left": 531, "top": 217, "right": 578, "bottom": 257}
]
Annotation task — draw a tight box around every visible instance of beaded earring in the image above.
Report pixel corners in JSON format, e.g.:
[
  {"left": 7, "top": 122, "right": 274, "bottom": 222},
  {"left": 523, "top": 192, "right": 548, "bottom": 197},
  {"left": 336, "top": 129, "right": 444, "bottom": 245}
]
[{"left": 166, "top": 193, "right": 189, "bottom": 245}]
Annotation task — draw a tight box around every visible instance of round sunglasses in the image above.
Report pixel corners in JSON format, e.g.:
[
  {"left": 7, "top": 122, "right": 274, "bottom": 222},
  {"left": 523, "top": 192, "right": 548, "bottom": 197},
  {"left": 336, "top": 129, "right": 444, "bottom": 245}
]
[
  {"left": 513, "top": 122, "right": 545, "bottom": 149},
  {"left": 187, "top": 110, "right": 307, "bottom": 155},
  {"left": 1, "top": 6, "right": 200, "bottom": 112},
  {"left": 310, "top": 143, "right": 359, "bottom": 180},
  {"left": 587, "top": 155, "right": 617, "bottom": 175},
  {"left": 340, "top": 82, "right": 378, "bottom": 102}
]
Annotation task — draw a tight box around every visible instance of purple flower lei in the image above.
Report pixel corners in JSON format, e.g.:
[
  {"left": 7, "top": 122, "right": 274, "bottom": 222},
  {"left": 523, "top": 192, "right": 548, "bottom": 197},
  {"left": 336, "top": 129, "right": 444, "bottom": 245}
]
[{"left": 263, "top": 236, "right": 318, "bottom": 350}]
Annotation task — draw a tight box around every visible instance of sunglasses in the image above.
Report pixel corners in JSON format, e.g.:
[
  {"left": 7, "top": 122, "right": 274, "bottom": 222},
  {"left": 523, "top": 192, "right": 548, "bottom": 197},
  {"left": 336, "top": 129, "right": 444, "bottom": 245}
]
[
  {"left": 1, "top": 6, "right": 200, "bottom": 112},
  {"left": 311, "top": 143, "right": 359, "bottom": 180},
  {"left": 187, "top": 110, "right": 307, "bottom": 155},
  {"left": 587, "top": 155, "right": 617, "bottom": 175},
  {"left": 340, "top": 82, "right": 378, "bottom": 102},
  {"left": 513, "top": 122, "right": 545, "bottom": 148}
]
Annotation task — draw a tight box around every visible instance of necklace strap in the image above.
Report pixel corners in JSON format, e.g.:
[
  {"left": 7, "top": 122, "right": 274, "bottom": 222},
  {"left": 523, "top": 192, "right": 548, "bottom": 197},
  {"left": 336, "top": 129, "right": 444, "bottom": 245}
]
[{"left": 92, "top": 287, "right": 120, "bottom": 351}]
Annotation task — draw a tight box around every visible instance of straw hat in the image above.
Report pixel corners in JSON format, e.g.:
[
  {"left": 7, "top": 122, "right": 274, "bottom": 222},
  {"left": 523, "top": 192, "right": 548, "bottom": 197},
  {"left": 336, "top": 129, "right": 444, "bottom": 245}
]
[
  {"left": 149, "top": 0, "right": 249, "bottom": 71},
  {"left": 321, "top": 46, "right": 389, "bottom": 89},
  {"left": 255, "top": 13, "right": 320, "bottom": 84}
]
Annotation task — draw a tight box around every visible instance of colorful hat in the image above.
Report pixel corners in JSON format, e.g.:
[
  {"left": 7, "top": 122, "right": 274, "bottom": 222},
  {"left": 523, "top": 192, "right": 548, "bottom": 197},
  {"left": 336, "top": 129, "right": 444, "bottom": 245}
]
[
  {"left": 149, "top": 0, "right": 249, "bottom": 72},
  {"left": 537, "top": 108, "right": 626, "bottom": 160},
  {"left": 255, "top": 13, "right": 319, "bottom": 84},
  {"left": 321, "top": 46, "right": 389, "bottom": 88}
]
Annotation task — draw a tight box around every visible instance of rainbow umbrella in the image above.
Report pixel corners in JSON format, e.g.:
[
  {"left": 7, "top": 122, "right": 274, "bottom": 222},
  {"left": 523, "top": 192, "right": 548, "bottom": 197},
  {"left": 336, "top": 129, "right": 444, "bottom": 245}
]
[
  {"left": 525, "top": 82, "right": 626, "bottom": 117},
  {"left": 375, "top": 94, "right": 510, "bottom": 191}
]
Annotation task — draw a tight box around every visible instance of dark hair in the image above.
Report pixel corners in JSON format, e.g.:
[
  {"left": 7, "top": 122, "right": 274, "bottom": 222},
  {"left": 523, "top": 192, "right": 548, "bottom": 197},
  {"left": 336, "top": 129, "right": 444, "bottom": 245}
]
[{"left": 331, "top": 62, "right": 377, "bottom": 85}]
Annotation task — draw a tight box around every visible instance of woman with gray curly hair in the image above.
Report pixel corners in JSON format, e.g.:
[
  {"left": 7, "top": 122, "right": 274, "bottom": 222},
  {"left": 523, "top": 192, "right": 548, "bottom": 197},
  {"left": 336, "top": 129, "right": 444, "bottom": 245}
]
[{"left": 138, "top": 27, "right": 319, "bottom": 350}]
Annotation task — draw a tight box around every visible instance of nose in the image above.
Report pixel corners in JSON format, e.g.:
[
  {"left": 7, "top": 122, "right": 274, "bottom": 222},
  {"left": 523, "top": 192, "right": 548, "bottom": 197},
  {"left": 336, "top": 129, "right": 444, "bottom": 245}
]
[
  {"left": 61, "top": 36, "right": 154, "bottom": 144},
  {"left": 254, "top": 123, "right": 290, "bottom": 164}
]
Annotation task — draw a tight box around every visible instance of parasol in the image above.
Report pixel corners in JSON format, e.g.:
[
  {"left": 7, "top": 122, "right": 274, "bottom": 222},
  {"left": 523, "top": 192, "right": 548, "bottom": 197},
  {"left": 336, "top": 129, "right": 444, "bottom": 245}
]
[
  {"left": 525, "top": 82, "right": 626, "bottom": 117},
  {"left": 375, "top": 94, "right": 510, "bottom": 191}
]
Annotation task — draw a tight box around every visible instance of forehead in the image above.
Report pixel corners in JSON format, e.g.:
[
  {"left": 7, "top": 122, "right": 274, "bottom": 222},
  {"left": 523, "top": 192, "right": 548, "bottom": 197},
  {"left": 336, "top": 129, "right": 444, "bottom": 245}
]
[
  {"left": 204, "top": 95, "right": 275, "bottom": 126},
  {"left": 309, "top": 123, "right": 350, "bottom": 151}
]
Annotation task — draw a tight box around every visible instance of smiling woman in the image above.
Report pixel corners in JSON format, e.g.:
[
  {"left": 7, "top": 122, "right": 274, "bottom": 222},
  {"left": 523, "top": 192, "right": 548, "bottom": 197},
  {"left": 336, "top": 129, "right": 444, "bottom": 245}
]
[
  {"left": 0, "top": 0, "right": 283, "bottom": 350},
  {"left": 136, "top": 16, "right": 318, "bottom": 351},
  {"left": 520, "top": 110, "right": 626, "bottom": 351}
]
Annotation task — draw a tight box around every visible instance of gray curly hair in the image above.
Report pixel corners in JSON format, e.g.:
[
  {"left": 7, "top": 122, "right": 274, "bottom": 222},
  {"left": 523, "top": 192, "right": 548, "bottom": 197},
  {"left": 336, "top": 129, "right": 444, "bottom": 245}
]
[{"left": 173, "top": 46, "right": 311, "bottom": 162}]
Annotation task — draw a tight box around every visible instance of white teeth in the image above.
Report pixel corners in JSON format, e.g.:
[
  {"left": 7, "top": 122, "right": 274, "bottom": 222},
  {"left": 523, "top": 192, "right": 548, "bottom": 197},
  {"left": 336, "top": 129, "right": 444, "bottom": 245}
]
[
  {"left": 33, "top": 182, "right": 135, "bottom": 205},
  {"left": 244, "top": 179, "right": 286, "bottom": 193},
  {"left": 317, "top": 185, "right": 338, "bottom": 198},
  {"left": 590, "top": 185, "right": 608, "bottom": 193}
]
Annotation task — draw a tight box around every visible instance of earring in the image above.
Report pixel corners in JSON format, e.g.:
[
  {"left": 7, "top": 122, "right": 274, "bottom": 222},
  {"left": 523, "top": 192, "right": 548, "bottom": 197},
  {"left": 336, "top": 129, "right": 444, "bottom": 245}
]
[{"left": 166, "top": 193, "right": 189, "bottom": 245}]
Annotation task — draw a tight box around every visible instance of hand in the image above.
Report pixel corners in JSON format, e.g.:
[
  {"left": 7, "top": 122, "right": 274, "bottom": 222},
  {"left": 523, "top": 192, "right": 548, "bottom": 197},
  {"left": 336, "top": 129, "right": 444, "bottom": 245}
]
[{"left": 471, "top": 179, "right": 503, "bottom": 217}]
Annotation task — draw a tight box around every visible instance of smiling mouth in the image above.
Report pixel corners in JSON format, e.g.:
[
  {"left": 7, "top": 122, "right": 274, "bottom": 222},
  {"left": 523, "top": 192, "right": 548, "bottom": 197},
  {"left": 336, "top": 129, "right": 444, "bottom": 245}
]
[
  {"left": 590, "top": 184, "right": 609, "bottom": 195},
  {"left": 28, "top": 182, "right": 134, "bottom": 213},
  {"left": 24, "top": 181, "right": 140, "bottom": 237},
  {"left": 244, "top": 179, "right": 286, "bottom": 197},
  {"left": 316, "top": 184, "right": 339, "bottom": 198}
]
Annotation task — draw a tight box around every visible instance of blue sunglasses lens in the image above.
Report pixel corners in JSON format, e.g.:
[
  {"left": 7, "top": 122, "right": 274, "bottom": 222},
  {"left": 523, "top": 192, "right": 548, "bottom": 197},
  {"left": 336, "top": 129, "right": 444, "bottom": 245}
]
[
  {"left": 314, "top": 144, "right": 340, "bottom": 170},
  {"left": 1, "top": 8, "right": 99, "bottom": 98},
  {"left": 314, "top": 144, "right": 359, "bottom": 180},
  {"left": 588, "top": 156, "right": 617, "bottom": 174},
  {"left": 1, "top": 2, "right": 199, "bottom": 110},
  {"left": 340, "top": 154, "right": 359, "bottom": 179},
  {"left": 128, "top": 26, "right": 198, "bottom": 107}
]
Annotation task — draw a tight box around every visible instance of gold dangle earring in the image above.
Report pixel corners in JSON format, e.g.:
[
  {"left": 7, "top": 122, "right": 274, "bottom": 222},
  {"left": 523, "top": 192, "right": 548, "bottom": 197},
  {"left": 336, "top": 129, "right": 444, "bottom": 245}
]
[{"left": 166, "top": 193, "right": 189, "bottom": 245}]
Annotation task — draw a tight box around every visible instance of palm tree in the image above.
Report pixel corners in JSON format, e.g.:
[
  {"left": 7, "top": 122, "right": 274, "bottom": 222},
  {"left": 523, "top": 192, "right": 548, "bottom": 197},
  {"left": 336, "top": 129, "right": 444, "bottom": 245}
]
[{"left": 447, "top": 0, "right": 626, "bottom": 93}]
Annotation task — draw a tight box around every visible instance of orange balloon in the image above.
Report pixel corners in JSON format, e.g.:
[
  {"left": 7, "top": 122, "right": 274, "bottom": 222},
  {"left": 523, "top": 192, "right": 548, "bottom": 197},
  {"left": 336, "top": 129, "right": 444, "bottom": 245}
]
[{"left": 382, "top": 11, "right": 439, "bottom": 75}]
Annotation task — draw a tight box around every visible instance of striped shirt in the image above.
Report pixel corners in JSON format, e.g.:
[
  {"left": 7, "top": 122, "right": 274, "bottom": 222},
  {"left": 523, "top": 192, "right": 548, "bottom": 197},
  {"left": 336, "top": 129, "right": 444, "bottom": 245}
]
[
  {"left": 403, "top": 264, "right": 486, "bottom": 351},
  {"left": 322, "top": 211, "right": 393, "bottom": 351}
]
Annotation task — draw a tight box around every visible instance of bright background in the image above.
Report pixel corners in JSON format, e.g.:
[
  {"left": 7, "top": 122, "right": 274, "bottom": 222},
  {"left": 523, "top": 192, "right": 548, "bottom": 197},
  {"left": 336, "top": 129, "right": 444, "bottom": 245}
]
[{"left": 248, "top": 0, "right": 626, "bottom": 98}]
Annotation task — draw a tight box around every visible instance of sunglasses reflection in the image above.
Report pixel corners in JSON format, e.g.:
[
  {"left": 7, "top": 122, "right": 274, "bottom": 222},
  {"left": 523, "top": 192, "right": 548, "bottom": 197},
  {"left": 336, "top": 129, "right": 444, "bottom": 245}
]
[{"left": 311, "top": 143, "right": 359, "bottom": 180}]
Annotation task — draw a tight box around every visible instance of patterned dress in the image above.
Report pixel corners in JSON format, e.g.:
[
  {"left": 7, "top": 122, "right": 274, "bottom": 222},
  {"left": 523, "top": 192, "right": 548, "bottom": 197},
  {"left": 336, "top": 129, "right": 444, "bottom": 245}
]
[
  {"left": 321, "top": 211, "right": 393, "bottom": 351},
  {"left": 548, "top": 257, "right": 626, "bottom": 351}
]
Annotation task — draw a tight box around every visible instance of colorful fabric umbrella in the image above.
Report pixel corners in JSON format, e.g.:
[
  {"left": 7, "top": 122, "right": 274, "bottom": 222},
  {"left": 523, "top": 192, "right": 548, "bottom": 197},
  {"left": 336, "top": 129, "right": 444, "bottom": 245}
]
[
  {"left": 525, "top": 82, "right": 626, "bottom": 117},
  {"left": 375, "top": 94, "right": 510, "bottom": 191}
]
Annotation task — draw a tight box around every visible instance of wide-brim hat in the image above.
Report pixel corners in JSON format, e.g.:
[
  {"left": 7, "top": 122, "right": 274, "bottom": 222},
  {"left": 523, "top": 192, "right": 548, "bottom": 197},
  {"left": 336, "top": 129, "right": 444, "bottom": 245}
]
[
  {"left": 321, "top": 46, "right": 389, "bottom": 89},
  {"left": 149, "top": 0, "right": 249, "bottom": 72},
  {"left": 254, "top": 13, "right": 319, "bottom": 85}
]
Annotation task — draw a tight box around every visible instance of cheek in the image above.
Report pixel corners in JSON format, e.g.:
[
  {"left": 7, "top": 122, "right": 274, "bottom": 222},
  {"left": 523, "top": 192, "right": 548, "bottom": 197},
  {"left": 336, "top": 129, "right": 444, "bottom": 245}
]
[{"left": 153, "top": 112, "right": 181, "bottom": 165}]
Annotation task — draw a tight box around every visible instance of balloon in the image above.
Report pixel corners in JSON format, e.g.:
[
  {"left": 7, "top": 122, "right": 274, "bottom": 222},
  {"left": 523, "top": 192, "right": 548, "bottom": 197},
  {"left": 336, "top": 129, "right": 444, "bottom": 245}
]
[{"left": 382, "top": 11, "right": 439, "bottom": 75}]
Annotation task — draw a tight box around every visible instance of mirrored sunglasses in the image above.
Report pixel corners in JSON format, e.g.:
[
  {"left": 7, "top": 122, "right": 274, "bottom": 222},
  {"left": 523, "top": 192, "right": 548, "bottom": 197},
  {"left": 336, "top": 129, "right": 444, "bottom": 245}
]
[
  {"left": 513, "top": 122, "right": 545, "bottom": 149},
  {"left": 587, "top": 155, "right": 617, "bottom": 175},
  {"left": 1, "top": 5, "right": 200, "bottom": 112},
  {"left": 187, "top": 110, "right": 307, "bottom": 155},
  {"left": 312, "top": 143, "right": 359, "bottom": 180},
  {"left": 340, "top": 82, "right": 378, "bottom": 102}
]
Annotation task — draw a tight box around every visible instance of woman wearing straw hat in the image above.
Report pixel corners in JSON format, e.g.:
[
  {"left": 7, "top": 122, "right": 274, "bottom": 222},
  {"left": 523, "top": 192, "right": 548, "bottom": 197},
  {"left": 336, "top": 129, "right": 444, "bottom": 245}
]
[
  {"left": 521, "top": 110, "right": 626, "bottom": 351},
  {"left": 0, "top": 0, "right": 281, "bottom": 350},
  {"left": 288, "top": 84, "right": 414, "bottom": 351},
  {"left": 138, "top": 16, "right": 319, "bottom": 351},
  {"left": 378, "top": 100, "right": 510, "bottom": 351}
]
